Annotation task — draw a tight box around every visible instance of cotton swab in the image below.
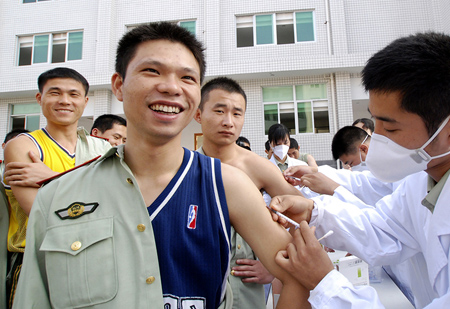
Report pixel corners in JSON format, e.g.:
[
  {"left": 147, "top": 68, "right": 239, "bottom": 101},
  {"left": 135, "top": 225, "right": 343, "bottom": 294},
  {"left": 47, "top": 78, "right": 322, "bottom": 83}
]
[{"left": 317, "top": 230, "right": 334, "bottom": 242}]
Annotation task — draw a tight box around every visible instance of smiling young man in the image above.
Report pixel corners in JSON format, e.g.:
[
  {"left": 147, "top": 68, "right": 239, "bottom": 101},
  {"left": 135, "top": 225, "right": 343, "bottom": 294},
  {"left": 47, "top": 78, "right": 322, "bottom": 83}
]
[
  {"left": 3, "top": 67, "right": 111, "bottom": 308},
  {"left": 271, "top": 32, "right": 450, "bottom": 308},
  {"left": 90, "top": 114, "right": 127, "bottom": 146},
  {"left": 13, "top": 23, "right": 307, "bottom": 309},
  {"left": 194, "top": 77, "right": 303, "bottom": 309}
]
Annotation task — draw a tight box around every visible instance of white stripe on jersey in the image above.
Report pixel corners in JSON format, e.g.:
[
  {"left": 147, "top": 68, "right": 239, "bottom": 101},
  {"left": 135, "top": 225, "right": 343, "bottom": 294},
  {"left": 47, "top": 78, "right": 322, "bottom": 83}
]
[
  {"left": 210, "top": 157, "right": 231, "bottom": 303},
  {"left": 149, "top": 150, "right": 194, "bottom": 221}
]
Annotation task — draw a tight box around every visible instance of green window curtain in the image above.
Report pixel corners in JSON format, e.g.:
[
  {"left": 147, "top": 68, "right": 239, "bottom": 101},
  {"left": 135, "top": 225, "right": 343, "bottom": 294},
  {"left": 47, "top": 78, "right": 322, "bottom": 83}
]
[
  {"left": 295, "top": 84, "right": 327, "bottom": 100},
  {"left": 262, "top": 86, "right": 293, "bottom": 102},
  {"left": 296, "top": 12, "right": 314, "bottom": 42},
  {"left": 297, "top": 102, "right": 313, "bottom": 133},
  {"left": 264, "top": 104, "right": 278, "bottom": 135},
  {"left": 26, "top": 115, "right": 40, "bottom": 131},
  {"left": 33, "top": 35, "right": 49, "bottom": 63},
  {"left": 68, "top": 32, "right": 83, "bottom": 61},
  {"left": 180, "top": 21, "right": 196, "bottom": 35},
  {"left": 256, "top": 15, "right": 273, "bottom": 45},
  {"left": 12, "top": 103, "right": 40, "bottom": 115}
]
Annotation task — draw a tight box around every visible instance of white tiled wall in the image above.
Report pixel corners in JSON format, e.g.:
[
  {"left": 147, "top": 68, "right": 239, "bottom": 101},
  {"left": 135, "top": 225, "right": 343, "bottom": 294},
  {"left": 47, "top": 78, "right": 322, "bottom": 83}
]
[{"left": 0, "top": 0, "right": 448, "bottom": 161}]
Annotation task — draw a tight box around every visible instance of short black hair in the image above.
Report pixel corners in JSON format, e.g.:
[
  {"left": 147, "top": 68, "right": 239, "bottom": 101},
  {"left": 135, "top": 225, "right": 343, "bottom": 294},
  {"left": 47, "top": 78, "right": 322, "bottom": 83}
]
[
  {"left": 289, "top": 138, "right": 299, "bottom": 150},
  {"left": 332, "top": 126, "right": 370, "bottom": 160},
  {"left": 268, "top": 123, "right": 290, "bottom": 144},
  {"left": 265, "top": 140, "right": 271, "bottom": 152},
  {"left": 4, "top": 128, "right": 30, "bottom": 144},
  {"left": 362, "top": 32, "right": 450, "bottom": 136},
  {"left": 200, "top": 77, "right": 247, "bottom": 110},
  {"left": 115, "top": 22, "right": 206, "bottom": 83},
  {"left": 91, "top": 114, "right": 127, "bottom": 134},
  {"left": 236, "top": 136, "right": 251, "bottom": 150},
  {"left": 352, "top": 118, "right": 374, "bottom": 133},
  {"left": 38, "top": 67, "right": 89, "bottom": 95}
]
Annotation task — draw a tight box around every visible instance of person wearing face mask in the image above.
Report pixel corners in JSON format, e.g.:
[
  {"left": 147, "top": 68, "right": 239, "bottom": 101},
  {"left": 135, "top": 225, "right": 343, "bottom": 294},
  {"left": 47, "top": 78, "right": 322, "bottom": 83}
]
[
  {"left": 333, "top": 126, "right": 370, "bottom": 172},
  {"left": 267, "top": 124, "right": 307, "bottom": 173},
  {"left": 285, "top": 125, "right": 406, "bottom": 205},
  {"left": 269, "top": 32, "right": 450, "bottom": 308}
]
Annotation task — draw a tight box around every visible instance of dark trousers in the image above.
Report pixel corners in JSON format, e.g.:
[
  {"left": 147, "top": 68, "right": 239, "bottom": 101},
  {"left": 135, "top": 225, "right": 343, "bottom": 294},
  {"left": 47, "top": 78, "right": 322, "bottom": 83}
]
[{"left": 6, "top": 251, "right": 23, "bottom": 309}]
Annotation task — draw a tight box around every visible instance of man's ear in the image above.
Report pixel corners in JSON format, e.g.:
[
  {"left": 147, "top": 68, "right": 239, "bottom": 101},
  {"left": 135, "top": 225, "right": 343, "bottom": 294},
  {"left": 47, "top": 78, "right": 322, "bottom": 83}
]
[
  {"left": 194, "top": 108, "right": 202, "bottom": 124},
  {"left": 360, "top": 144, "right": 369, "bottom": 155},
  {"left": 36, "top": 92, "right": 42, "bottom": 106},
  {"left": 111, "top": 73, "right": 124, "bottom": 102},
  {"left": 91, "top": 128, "right": 100, "bottom": 136}
]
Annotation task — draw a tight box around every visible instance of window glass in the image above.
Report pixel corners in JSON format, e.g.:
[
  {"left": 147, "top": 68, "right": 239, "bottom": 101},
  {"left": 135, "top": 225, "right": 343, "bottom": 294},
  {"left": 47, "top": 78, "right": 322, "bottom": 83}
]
[
  {"left": 262, "top": 86, "right": 293, "bottom": 102},
  {"left": 296, "top": 11, "right": 314, "bottom": 42},
  {"left": 313, "top": 100, "right": 330, "bottom": 133},
  {"left": 67, "top": 31, "right": 83, "bottom": 61},
  {"left": 297, "top": 102, "right": 313, "bottom": 133},
  {"left": 26, "top": 115, "right": 40, "bottom": 131},
  {"left": 276, "top": 13, "right": 294, "bottom": 45},
  {"left": 12, "top": 103, "right": 40, "bottom": 115},
  {"left": 52, "top": 33, "right": 67, "bottom": 63},
  {"left": 236, "top": 16, "right": 254, "bottom": 47},
  {"left": 179, "top": 21, "right": 196, "bottom": 35},
  {"left": 295, "top": 84, "right": 327, "bottom": 100},
  {"left": 11, "top": 117, "right": 26, "bottom": 131},
  {"left": 264, "top": 104, "right": 278, "bottom": 135},
  {"left": 33, "top": 34, "right": 49, "bottom": 63},
  {"left": 23, "top": 0, "right": 36, "bottom": 3},
  {"left": 256, "top": 15, "right": 273, "bottom": 45},
  {"left": 280, "top": 102, "right": 296, "bottom": 134},
  {"left": 18, "top": 38, "right": 33, "bottom": 66}
]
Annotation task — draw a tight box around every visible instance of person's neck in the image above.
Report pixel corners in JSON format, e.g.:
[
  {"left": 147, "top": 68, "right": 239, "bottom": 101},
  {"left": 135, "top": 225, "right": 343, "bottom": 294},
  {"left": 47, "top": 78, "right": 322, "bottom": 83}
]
[
  {"left": 124, "top": 134, "right": 184, "bottom": 178},
  {"left": 426, "top": 159, "right": 450, "bottom": 183},
  {"left": 201, "top": 140, "right": 237, "bottom": 164},
  {"left": 44, "top": 123, "right": 79, "bottom": 153}
]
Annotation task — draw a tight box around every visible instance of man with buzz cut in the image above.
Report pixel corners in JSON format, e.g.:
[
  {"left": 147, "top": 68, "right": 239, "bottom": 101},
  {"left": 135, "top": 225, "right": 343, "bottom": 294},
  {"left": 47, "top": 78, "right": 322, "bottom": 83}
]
[
  {"left": 3, "top": 67, "right": 111, "bottom": 308},
  {"left": 194, "top": 77, "right": 303, "bottom": 308},
  {"left": 272, "top": 32, "right": 450, "bottom": 308},
  {"left": 13, "top": 22, "right": 308, "bottom": 308},
  {"left": 90, "top": 114, "right": 127, "bottom": 146}
]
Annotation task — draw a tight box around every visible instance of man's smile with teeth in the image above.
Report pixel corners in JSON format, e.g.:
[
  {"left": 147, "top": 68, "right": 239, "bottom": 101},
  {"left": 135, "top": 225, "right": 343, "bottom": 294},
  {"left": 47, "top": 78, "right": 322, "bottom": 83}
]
[{"left": 150, "top": 104, "right": 181, "bottom": 114}]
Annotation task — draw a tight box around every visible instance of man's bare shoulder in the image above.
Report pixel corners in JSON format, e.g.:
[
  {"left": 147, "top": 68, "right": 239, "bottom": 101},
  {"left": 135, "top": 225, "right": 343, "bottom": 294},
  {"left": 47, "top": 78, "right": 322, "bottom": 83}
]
[{"left": 4, "top": 134, "right": 38, "bottom": 163}]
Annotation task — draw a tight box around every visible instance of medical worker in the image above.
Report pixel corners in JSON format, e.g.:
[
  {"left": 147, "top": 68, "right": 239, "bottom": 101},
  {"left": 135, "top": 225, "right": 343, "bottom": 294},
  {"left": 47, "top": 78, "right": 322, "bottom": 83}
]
[{"left": 270, "top": 32, "right": 450, "bottom": 308}]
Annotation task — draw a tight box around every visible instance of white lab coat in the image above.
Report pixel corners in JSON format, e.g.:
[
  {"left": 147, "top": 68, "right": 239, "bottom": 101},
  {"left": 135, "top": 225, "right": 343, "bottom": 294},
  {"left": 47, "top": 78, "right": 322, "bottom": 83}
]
[
  {"left": 317, "top": 165, "right": 403, "bottom": 205},
  {"left": 309, "top": 171, "right": 447, "bottom": 308}
]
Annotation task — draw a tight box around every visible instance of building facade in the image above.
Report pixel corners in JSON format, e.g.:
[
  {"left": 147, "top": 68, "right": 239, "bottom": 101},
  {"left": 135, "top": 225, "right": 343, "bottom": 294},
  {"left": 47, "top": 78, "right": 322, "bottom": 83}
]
[{"left": 1, "top": 0, "right": 449, "bottom": 163}]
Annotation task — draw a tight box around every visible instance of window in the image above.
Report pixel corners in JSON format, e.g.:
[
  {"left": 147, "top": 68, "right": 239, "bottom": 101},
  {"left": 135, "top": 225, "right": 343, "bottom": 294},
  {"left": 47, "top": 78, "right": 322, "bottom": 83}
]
[
  {"left": 127, "top": 20, "right": 197, "bottom": 36},
  {"left": 179, "top": 20, "right": 196, "bottom": 35},
  {"left": 18, "top": 31, "right": 83, "bottom": 66},
  {"left": 10, "top": 104, "right": 41, "bottom": 131},
  {"left": 23, "top": 0, "right": 50, "bottom": 3},
  {"left": 236, "top": 11, "right": 314, "bottom": 47},
  {"left": 263, "top": 84, "right": 329, "bottom": 135}
]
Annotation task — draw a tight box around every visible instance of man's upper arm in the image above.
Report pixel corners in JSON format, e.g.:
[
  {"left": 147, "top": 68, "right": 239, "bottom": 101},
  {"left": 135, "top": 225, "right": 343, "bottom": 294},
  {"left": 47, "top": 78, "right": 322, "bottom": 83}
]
[
  {"left": 222, "top": 163, "right": 293, "bottom": 282},
  {"left": 259, "top": 159, "right": 302, "bottom": 198},
  {"left": 4, "top": 136, "right": 39, "bottom": 215}
]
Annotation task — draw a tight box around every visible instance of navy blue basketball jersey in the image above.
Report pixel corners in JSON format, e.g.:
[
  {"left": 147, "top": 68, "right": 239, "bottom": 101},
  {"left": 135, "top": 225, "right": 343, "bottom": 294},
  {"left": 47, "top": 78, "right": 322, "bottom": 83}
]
[{"left": 148, "top": 148, "right": 231, "bottom": 309}]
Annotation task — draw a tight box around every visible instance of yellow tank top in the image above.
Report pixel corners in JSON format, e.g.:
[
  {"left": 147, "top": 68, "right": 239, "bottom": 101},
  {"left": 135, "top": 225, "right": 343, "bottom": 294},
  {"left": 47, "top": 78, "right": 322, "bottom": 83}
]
[{"left": 6, "top": 129, "right": 76, "bottom": 252}]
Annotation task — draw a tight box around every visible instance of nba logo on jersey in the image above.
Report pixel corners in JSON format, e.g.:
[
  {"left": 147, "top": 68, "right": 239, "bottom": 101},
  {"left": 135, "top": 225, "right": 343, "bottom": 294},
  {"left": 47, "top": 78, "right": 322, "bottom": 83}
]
[{"left": 187, "top": 205, "right": 198, "bottom": 229}]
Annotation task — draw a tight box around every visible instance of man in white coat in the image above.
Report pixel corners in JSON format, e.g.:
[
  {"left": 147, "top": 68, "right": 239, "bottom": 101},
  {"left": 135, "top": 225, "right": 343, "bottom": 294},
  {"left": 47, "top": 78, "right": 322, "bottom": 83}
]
[{"left": 270, "top": 32, "right": 450, "bottom": 308}]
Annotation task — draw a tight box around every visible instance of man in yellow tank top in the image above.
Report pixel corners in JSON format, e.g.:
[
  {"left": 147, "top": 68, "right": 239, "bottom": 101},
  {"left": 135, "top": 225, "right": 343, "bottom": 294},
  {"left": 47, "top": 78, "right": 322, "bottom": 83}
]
[{"left": 2, "top": 67, "right": 111, "bottom": 308}]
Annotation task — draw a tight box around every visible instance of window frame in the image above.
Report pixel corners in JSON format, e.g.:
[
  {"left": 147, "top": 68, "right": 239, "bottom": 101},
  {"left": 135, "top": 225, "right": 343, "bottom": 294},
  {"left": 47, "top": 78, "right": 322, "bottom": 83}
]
[
  {"left": 10, "top": 103, "right": 41, "bottom": 132},
  {"left": 262, "top": 84, "right": 329, "bottom": 135},
  {"left": 17, "top": 30, "right": 83, "bottom": 66},
  {"left": 236, "top": 10, "right": 315, "bottom": 48}
]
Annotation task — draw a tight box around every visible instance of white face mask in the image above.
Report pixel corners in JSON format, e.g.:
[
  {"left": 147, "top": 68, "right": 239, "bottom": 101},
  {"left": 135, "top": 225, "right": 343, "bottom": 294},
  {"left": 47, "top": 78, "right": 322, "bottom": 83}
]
[
  {"left": 272, "top": 145, "right": 289, "bottom": 160},
  {"left": 366, "top": 115, "right": 450, "bottom": 182},
  {"left": 356, "top": 135, "right": 369, "bottom": 169}
]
